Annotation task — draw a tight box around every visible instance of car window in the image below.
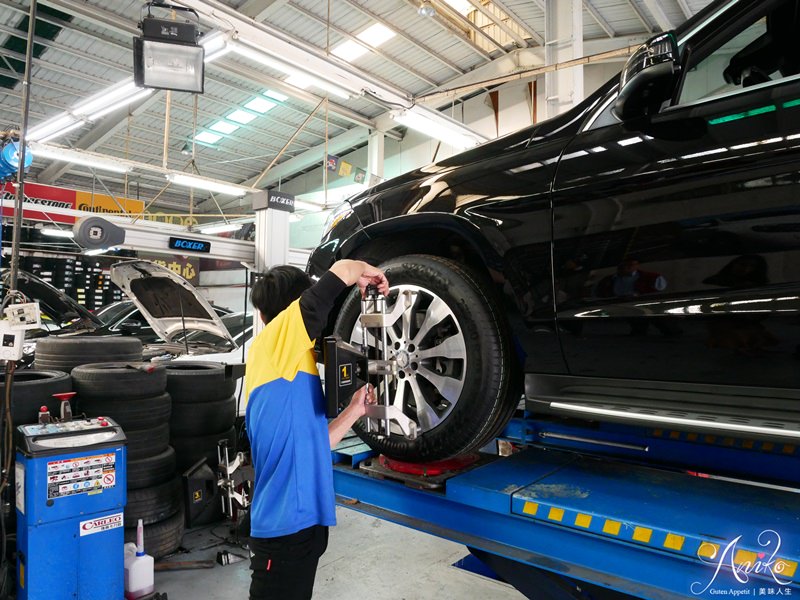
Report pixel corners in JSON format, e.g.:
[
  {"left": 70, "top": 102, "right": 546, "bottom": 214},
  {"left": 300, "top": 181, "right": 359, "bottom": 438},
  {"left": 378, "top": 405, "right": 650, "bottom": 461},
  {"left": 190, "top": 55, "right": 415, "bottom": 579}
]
[
  {"left": 96, "top": 302, "right": 132, "bottom": 324},
  {"left": 677, "top": 1, "right": 800, "bottom": 106}
]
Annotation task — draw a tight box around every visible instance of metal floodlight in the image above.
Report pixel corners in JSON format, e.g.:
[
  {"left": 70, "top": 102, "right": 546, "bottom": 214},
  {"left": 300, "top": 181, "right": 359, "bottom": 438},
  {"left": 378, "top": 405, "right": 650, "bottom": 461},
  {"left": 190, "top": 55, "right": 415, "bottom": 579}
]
[{"left": 133, "top": 2, "right": 204, "bottom": 93}]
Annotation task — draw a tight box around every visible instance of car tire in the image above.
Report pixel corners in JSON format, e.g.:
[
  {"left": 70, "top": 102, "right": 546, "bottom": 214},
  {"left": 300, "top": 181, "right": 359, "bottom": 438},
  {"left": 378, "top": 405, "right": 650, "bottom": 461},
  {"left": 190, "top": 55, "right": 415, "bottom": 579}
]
[
  {"left": 124, "top": 507, "right": 185, "bottom": 559},
  {"left": 0, "top": 370, "right": 71, "bottom": 425},
  {"left": 127, "top": 446, "right": 177, "bottom": 490},
  {"left": 124, "top": 476, "right": 182, "bottom": 525},
  {"left": 126, "top": 422, "right": 170, "bottom": 460},
  {"left": 334, "top": 254, "right": 518, "bottom": 462},
  {"left": 34, "top": 337, "right": 142, "bottom": 373},
  {"left": 171, "top": 426, "right": 237, "bottom": 473},
  {"left": 169, "top": 395, "right": 236, "bottom": 436},
  {"left": 164, "top": 362, "right": 235, "bottom": 403},
  {"left": 78, "top": 393, "right": 171, "bottom": 432},
  {"left": 71, "top": 363, "right": 167, "bottom": 400}
]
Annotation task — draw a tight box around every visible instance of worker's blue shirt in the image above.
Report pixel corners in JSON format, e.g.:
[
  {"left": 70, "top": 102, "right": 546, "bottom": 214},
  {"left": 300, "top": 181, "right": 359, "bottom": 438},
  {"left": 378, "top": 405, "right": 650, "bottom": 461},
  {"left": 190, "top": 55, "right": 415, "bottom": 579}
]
[{"left": 245, "top": 272, "right": 347, "bottom": 538}]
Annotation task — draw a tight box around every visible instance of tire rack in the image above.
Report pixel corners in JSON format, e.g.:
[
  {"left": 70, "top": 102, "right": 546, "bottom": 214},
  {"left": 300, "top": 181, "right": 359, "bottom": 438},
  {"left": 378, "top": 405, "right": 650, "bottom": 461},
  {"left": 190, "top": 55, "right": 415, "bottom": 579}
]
[{"left": 331, "top": 417, "right": 800, "bottom": 599}]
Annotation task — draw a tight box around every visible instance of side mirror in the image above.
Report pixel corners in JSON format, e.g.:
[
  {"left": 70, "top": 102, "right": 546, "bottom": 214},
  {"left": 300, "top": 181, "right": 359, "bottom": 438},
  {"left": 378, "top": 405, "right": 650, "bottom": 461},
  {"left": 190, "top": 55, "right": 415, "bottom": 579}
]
[
  {"left": 118, "top": 319, "right": 142, "bottom": 335},
  {"left": 613, "top": 32, "right": 680, "bottom": 121}
]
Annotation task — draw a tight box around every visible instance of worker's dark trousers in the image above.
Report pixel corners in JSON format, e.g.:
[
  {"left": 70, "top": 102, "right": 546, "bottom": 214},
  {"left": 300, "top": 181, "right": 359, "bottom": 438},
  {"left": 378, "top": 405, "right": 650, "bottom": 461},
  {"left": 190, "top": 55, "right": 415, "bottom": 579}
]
[{"left": 249, "top": 525, "right": 329, "bottom": 600}]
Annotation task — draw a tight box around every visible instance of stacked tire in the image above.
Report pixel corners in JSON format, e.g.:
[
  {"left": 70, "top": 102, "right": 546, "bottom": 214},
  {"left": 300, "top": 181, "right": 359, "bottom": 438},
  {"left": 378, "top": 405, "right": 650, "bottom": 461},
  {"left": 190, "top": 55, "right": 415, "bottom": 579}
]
[
  {"left": 71, "top": 362, "right": 184, "bottom": 559},
  {"left": 34, "top": 336, "right": 142, "bottom": 373},
  {"left": 165, "top": 362, "right": 238, "bottom": 526},
  {"left": 0, "top": 370, "right": 72, "bottom": 425}
]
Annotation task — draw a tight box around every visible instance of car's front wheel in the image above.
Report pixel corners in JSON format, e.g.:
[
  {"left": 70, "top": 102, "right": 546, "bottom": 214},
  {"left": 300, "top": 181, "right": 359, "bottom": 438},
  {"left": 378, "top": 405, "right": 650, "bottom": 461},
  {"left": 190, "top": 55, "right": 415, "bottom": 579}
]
[{"left": 334, "top": 254, "right": 518, "bottom": 462}]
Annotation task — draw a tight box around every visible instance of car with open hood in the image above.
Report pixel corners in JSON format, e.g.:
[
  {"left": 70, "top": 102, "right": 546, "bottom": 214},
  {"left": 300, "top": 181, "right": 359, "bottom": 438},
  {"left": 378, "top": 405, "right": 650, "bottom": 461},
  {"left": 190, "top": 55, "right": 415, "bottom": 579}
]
[
  {"left": 309, "top": 0, "right": 800, "bottom": 463},
  {"left": 3, "top": 260, "right": 248, "bottom": 367}
]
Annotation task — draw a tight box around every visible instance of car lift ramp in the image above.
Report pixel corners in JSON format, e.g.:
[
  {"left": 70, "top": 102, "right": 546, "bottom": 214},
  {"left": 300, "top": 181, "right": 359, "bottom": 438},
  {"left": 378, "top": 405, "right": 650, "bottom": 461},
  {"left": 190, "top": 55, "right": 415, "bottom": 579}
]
[{"left": 332, "top": 443, "right": 800, "bottom": 599}]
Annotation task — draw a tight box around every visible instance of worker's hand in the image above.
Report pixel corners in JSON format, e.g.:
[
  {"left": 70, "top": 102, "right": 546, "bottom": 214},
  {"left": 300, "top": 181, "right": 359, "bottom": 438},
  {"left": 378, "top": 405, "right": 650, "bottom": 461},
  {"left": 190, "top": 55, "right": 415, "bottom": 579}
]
[
  {"left": 347, "top": 383, "right": 376, "bottom": 419},
  {"left": 356, "top": 263, "right": 389, "bottom": 298}
]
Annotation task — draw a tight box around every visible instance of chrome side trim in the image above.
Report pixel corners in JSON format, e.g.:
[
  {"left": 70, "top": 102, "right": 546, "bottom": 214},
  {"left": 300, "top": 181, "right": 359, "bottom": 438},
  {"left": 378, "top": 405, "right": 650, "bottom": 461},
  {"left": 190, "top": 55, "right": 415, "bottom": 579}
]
[{"left": 549, "top": 402, "right": 800, "bottom": 438}]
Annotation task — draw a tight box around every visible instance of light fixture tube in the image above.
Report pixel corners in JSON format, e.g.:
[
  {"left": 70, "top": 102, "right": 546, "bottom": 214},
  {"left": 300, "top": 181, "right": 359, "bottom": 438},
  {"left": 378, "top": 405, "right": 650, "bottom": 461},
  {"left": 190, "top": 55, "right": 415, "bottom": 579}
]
[
  {"left": 27, "top": 115, "right": 79, "bottom": 142},
  {"left": 88, "top": 88, "right": 154, "bottom": 121},
  {"left": 166, "top": 172, "right": 249, "bottom": 197},
  {"left": 391, "top": 110, "right": 482, "bottom": 149},
  {"left": 73, "top": 80, "right": 139, "bottom": 117},
  {"left": 30, "top": 143, "right": 131, "bottom": 174},
  {"left": 199, "top": 223, "right": 242, "bottom": 234},
  {"left": 231, "top": 43, "right": 351, "bottom": 99},
  {"left": 41, "top": 227, "right": 75, "bottom": 238}
]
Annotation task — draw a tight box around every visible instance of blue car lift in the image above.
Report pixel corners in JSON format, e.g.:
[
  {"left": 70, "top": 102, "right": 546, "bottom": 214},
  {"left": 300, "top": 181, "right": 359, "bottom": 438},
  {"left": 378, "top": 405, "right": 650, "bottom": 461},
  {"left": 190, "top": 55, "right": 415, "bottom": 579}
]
[{"left": 332, "top": 415, "right": 800, "bottom": 599}]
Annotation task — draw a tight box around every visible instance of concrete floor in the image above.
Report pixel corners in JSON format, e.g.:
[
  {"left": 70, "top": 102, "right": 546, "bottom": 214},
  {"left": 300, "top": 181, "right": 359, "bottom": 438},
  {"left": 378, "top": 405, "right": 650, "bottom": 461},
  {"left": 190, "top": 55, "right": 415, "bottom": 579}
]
[{"left": 154, "top": 507, "right": 525, "bottom": 599}]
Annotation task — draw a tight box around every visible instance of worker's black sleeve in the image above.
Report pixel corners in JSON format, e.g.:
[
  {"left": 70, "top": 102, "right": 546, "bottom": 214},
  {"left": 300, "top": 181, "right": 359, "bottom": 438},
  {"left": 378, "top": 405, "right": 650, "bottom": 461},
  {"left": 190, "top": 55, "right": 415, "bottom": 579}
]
[{"left": 299, "top": 271, "right": 349, "bottom": 341}]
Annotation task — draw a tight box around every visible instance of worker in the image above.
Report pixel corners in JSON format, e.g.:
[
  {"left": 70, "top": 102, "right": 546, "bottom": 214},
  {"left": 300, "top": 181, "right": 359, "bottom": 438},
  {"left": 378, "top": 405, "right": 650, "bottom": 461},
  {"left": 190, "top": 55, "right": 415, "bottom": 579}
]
[{"left": 245, "top": 259, "right": 389, "bottom": 600}]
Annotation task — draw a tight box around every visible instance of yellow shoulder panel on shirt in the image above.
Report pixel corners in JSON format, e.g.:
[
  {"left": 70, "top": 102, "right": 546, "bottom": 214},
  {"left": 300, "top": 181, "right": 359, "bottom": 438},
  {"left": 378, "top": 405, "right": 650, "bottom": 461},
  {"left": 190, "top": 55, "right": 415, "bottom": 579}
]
[{"left": 245, "top": 300, "right": 318, "bottom": 400}]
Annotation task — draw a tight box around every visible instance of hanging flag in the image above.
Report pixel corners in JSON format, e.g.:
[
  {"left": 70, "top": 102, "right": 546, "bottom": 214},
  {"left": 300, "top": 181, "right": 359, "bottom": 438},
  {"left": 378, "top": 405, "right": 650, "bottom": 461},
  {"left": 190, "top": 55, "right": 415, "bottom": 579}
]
[
  {"left": 353, "top": 168, "right": 366, "bottom": 184},
  {"left": 326, "top": 155, "right": 339, "bottom": 171},
  {"left": 338, "top": 161, "right": 352, "bottom": 177},
  {"left": 368, "top": 174, "right": 382, "bottom": 187}
]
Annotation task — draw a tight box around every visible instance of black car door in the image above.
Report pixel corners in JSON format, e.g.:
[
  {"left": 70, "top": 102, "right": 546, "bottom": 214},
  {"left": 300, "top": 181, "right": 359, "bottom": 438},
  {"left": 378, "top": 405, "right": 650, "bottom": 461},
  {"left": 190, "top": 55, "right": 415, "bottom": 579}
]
[{"left": 551, "top": 1, "right": 800, "bottom": 395}]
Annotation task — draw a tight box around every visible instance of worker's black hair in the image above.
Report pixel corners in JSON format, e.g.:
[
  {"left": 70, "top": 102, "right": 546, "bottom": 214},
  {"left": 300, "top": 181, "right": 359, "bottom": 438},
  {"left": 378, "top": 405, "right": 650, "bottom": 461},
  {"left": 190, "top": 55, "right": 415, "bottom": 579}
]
[{"left": 250, "top": 265, "right": 313, "bottom": 323}]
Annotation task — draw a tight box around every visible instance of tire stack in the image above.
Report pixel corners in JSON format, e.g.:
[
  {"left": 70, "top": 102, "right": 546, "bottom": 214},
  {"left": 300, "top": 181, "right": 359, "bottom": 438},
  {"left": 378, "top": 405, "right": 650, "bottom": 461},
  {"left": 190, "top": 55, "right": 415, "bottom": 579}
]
[
  {"left": 71, "top": 362, "right": 184, "bottom": 559},
  {"left": 0, "top": 370, "right": 72, "bottom": 425},
  {"left": 165, "top": 362, "right": 238, "bottom": 526},
  {"left": 34, "top": 336, "right": 143, "bottom": 373}
]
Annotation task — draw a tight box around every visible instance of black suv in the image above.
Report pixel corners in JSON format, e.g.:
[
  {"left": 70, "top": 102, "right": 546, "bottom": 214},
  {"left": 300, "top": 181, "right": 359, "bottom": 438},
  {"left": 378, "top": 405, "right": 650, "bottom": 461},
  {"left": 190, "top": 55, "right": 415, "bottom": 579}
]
[{"left": 309, "top": 0, "right": 800, "bottom": 462}]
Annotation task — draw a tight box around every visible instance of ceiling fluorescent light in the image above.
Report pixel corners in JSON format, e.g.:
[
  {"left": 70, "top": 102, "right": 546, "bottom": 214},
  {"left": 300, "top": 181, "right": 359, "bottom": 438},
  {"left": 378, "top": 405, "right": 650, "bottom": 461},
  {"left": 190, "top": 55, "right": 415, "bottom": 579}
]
[
  {"left": 201, "top": 31, "right": 231, "bottom": 62},
  {"left": 27, "top": 115, "right": 79, "bottom": 142},
  {"left": 199, "top": 222, "right": 242, "bottom": 234},
  {"left": 227, "top": 110, "right": 257, "bottom": 124},
  {"left": 390, "top": 110, "right": 482, "bottom": 149},
  {"left": 29, "top": 143, "right": 131, "bottom": 174},
  {"left": 285, "top": 74, "right": 311, "bottom": 90},
  {"left": 195, "top": 131, "right": 223, "bottom": 144},
  {"left": 358, "top": 23, "right": 396, "bottom": 47},
  {"left": 209, "top": 120, "right": 239, "bottom": 134},
  {"left": 41, "top": 227, "right": 75, "bottom": 238},
  {"left": 88, "top": 88, "right": 154, "bottom": 121},
  {"left": 332, "top": 40, "right": 368, "bottom": 63},
  {"left": 36, "top": 120, "right": 85, "bottom": 144},
  {"left": 73, "top": 80, "right": 138, "bottom": 117},
  {"left": 244, "top": 97, "right": 276, "bottom": 113},
  {"left": 231, "top": 43, "right": 351, "bottom": 99},
  {"left": 263, "top": 90, "right": 288, "bottom": 102},
  {"left": 166, "top": 172, "right": 249, "bottom": 197}
]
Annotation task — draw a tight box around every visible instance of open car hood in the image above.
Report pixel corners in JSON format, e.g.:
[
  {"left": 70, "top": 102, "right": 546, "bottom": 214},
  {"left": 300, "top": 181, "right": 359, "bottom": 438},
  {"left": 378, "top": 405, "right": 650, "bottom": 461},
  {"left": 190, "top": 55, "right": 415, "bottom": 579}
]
[
  {"left": 1, "top": 269, "right": 103, "bottom": 331},
  {"left": 110, "top": 260, "right": 236, "bottom": 346}
]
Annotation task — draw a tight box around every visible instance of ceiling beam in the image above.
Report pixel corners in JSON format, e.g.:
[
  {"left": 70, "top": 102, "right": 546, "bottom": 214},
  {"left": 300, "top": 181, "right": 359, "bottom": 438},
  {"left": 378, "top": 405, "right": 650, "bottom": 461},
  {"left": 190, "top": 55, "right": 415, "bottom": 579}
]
[
  {"left": 239, "top": 0, "right": 289, "bottom": 22},
  {"left": 583, "top": 0, "right": 616, "bottom": 38},
  {"left": 490, "top": 0, "right": 545, "bottom": 46},
  {"left": 286, "top": 2, "right": 439, "bottom": 88},
  {"left": 432, "top": 0, "right": 510, "bottom": 55},
  {"left": 464, "top": 0, "right": 530, "bottom": 48},
  {"left": 37, "top": 94, "right": 161, "bottom": 184},
  {"left": 676, "top": 0, "right": 694, "bottom": 20},
  {"left": 340, "top": 0, "right": 465, "bottom": 76},
  {"left": 641, "top": 0, "right": 675, "bottom": 31},
  {"left": 625, "top": 0, "right": 654, "bottom": 33},
  {"left": 399, "top": 0, "right": 493, "bottom": 61}
]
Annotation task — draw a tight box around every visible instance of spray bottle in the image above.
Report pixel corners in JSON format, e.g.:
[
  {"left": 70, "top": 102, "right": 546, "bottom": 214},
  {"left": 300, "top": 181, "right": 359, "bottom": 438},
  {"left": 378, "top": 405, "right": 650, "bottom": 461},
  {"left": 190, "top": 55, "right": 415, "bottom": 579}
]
[{"left": 124, "top": 519, "right": 154, "bottom": 599}]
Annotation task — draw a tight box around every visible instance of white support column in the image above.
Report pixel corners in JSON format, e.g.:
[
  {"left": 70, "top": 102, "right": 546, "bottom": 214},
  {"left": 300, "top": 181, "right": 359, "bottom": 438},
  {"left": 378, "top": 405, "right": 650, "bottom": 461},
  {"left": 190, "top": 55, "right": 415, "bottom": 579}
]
[
  {"left": 367, "top": 130, "right": 385, "bottom": 181},
  {"left": 544, "top": 0, "right": 584, "bottom": 118},
  {"left": 252, "top": 191, "right": 290, "bottom": 335}
]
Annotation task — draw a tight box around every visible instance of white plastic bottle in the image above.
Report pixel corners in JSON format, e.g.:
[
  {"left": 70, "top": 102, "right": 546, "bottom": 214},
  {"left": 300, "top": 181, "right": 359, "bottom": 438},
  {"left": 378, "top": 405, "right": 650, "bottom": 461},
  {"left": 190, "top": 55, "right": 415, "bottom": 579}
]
[{"left": 124, "top": 519, "right": 154, "bottom": 600}]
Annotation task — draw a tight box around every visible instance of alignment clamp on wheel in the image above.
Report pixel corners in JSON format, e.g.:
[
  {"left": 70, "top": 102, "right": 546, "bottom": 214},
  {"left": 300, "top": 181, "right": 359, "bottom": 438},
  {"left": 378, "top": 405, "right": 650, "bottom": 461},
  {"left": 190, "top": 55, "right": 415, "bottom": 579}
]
[{"left": 324, "top": 286, "right": 418, "bottom": 440}]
